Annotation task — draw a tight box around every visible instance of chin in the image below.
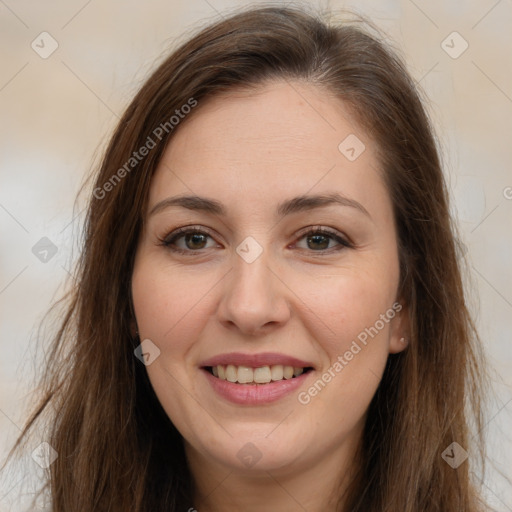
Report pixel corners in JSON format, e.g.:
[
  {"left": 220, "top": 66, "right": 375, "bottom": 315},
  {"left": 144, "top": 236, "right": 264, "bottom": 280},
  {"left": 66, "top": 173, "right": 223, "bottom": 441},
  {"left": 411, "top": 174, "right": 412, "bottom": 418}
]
[{"left": 205, "top": 429, "right": 306, "bottom": 473}]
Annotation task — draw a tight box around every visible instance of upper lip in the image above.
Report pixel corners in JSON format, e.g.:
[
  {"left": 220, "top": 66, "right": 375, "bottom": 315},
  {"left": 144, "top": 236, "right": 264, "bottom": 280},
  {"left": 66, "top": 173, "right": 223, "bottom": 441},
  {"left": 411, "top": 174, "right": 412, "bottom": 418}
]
[{"left": 201, "top": 352, "right": 315, "bottom": 369}]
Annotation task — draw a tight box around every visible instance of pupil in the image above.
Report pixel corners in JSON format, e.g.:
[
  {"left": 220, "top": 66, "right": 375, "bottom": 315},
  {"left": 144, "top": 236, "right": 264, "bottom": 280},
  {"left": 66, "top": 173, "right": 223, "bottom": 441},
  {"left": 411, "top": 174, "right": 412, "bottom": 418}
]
[
  {"left": 186, "top": 233, "right": 207, "bottom": 249},
  {"left": 308, "top": 234, "right": 329, "bottom": 250}
]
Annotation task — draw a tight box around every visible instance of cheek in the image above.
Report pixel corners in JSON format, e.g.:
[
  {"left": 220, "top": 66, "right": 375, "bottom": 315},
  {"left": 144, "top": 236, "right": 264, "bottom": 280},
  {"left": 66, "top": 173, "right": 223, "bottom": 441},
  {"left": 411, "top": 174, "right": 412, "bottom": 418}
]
[
  {"left": 296, "top": 274, "right": 396, "bottom": 427},
  {"left": 132, "top": 254, "right": 231, "bottom": 402},
  {"left": 130, "top": 259, "right": 218, "bottom": 422},
  {"left": 131, "top": 257, "right": 224, "bottom": 359},
  {"left": 291, "top": 265, "right": 399, "bottom": 351}
]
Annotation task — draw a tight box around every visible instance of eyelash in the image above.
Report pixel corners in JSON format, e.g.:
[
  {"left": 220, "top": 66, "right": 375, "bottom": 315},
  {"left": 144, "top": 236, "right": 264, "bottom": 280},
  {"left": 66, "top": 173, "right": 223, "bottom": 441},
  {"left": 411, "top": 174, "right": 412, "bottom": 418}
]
[{"left": 157, "top": 225, "right": 352, "bottom": 256}]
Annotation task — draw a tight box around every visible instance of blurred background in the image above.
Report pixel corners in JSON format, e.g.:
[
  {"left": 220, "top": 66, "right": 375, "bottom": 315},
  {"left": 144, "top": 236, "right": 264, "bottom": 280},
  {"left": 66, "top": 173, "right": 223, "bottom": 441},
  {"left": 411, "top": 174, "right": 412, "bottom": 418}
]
[{"left": 1, "top": 0, "right": 511, "bottom": 510}]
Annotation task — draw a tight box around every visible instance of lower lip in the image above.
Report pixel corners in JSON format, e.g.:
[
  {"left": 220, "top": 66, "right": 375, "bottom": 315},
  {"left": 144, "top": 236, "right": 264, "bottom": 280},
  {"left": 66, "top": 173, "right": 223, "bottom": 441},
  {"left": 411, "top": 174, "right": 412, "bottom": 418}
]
[{"left": 202, "top": 368, "right": 312, "bottom": 405}]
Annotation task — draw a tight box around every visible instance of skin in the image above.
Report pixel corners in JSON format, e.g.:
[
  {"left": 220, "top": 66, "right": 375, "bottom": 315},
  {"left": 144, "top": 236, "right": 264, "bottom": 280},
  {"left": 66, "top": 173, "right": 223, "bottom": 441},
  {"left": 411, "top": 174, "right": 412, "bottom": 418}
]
[{"left": 131, "top": 80, "right": 409, "bottom": 511}]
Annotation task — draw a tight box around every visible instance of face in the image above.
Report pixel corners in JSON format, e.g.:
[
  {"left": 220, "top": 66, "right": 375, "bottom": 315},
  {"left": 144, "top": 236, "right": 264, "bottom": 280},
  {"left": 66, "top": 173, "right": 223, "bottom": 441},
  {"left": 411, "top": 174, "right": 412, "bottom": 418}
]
[{"left": 131, "top": 80, "right": 408, "bottom": 480}]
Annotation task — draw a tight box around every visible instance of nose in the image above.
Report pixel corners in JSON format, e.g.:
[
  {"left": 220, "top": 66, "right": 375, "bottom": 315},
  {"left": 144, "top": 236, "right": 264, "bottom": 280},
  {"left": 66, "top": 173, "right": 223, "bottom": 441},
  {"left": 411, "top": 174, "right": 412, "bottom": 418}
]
[{"left": 216, "top": 250, "right": 291, "bottom": 336}]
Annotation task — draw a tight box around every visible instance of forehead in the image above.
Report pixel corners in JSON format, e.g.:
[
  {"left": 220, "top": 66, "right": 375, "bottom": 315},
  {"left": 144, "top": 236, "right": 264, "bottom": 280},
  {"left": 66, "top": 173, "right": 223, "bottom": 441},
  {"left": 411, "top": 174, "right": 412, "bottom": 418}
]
[{"left": 148, "top": 80, "right": 389, "bottom": 220}]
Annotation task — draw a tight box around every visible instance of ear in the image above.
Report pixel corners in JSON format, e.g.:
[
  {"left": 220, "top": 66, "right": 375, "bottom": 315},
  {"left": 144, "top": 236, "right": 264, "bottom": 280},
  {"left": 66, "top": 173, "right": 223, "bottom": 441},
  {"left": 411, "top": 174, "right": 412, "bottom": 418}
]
[{"left": 388, "top": 299, "right": 410, "bottom": 354}]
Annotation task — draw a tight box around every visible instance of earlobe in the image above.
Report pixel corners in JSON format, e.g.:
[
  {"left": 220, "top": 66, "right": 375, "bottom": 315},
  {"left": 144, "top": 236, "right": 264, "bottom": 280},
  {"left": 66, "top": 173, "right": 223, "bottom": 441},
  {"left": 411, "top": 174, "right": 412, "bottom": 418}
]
[
  {"left": 389, "top": 336, "right": 409, "bottom": 354},
  {"left": 398, "top": 336, "right": 409, "bottom": 349},
  {"left": 389, "top": 302, "right": 410, "bottom": 354}
]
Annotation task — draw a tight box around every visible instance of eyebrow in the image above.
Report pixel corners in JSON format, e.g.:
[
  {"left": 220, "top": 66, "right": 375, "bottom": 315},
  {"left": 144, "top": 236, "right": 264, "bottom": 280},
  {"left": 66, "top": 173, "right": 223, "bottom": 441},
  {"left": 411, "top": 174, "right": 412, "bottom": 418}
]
[{"left": 148, "top": 192, "right": 371, "bottom": 219}]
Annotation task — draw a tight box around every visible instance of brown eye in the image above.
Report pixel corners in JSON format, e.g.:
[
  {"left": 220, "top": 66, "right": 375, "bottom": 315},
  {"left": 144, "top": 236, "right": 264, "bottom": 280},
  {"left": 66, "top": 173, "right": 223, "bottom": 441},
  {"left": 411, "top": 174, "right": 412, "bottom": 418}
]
[
  {"left": 183, "top": 233, "right": 209, "bottom": 250},
  {"left": 295, "top": 228, "right": 351, "bottom": 252},
  {"left": 306, "top": 233, "right": 330, "bottom": 250},
  {"left": 161, "top": 227, "right": 218, "bottom": 253}
]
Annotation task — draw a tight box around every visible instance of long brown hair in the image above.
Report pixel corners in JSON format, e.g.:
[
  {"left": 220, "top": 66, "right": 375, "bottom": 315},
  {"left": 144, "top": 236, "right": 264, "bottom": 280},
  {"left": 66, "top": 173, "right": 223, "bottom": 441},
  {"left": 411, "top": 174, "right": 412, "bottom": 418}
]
[{"left": 5, "top": 5, "right": 489, "bottom": 511}]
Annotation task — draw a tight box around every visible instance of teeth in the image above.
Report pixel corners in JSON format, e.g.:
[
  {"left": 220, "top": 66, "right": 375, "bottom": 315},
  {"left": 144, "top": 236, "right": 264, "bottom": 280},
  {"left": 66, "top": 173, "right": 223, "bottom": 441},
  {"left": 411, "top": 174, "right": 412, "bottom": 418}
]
[
  {"left": 283, "top": 366, "right": 294, "bottom": 379},
  {"left": 293, "top": 367, "right": 303, "bottom": 377},
  {"left": 254, "top": 366, "right": 271, "bottom": 383},
  {"left": 225, "top": 364, "right": 237, "bottom": 383},
  {"left": 270, "top": 365, "right": 283, "bottom": 381},
  {"left": 237, "top": 366, "right": 253, "bottom": 384},
  {"left": 210, "top": 364, "right": 305, "bottom": 384}
]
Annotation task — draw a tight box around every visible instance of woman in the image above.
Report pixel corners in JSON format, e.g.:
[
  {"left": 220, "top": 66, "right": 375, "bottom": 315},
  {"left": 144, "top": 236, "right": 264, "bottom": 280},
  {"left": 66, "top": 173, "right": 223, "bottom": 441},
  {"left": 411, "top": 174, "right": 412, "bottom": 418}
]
[{"left": 6, "top": 5, "right": 489, "bottom": 511}]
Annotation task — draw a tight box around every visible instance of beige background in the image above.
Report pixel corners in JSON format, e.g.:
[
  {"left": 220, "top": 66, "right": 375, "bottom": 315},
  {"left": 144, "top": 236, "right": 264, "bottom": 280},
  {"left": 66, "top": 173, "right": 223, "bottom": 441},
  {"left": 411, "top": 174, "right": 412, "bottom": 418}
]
[{"left": 1, "top": 0, "right": 511, "bottom": 510}]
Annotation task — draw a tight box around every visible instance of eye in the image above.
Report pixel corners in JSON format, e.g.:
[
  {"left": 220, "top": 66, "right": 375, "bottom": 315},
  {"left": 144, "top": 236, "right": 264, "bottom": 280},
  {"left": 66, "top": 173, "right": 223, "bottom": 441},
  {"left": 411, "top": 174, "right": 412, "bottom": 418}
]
[
  {"left": 159, "top": 226, "right": 219, "bottom": 254},
  {"left": 158, "top": 225, "right": 352, "bottom": 255},
  {"left": 294, "top": 227, "right": 351, "bottom": 252}
]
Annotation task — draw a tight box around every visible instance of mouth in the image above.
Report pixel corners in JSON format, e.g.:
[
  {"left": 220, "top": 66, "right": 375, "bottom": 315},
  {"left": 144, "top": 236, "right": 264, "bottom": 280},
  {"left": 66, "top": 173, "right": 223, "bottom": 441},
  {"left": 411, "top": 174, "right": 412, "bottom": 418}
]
[
  {"left": 203, "top": 364, "right": 314, "bottom": 384},
  {"left": 199, "top": 352, "right": 316, "bottom": 404}
]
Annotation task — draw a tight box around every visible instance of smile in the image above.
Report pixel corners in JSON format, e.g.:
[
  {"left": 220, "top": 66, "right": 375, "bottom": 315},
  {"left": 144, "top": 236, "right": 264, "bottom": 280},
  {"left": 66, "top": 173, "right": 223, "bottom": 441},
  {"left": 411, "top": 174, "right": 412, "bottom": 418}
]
[
  {"left": 200, "top": 352, "right": 315, "bottom": 404},
  {"left": 205, "top": 364, "right": 313, "bottom": 384}
]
